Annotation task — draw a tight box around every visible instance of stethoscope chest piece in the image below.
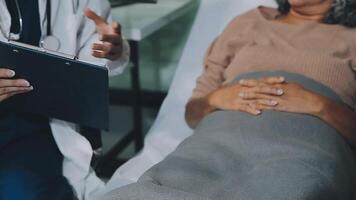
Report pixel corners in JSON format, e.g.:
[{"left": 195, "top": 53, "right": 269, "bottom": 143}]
[
  {"left": 40, "top": 35, "right": 60, "bottom": 51},
  {"left": 8, "top": 33, "right": 20, "bottom": 41}
]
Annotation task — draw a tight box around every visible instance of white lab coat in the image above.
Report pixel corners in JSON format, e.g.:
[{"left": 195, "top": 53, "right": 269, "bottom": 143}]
[{"left": 0, "top": 0, "right": 130, "bottom": 199}]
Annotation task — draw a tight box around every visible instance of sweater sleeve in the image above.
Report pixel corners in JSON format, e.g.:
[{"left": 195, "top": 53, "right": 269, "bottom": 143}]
[
  {"left": 189, "top": 15, "right": 247, "bottom": 100},
  {"left": 190, "top": 38, "right": 226, "bottom": 99}
]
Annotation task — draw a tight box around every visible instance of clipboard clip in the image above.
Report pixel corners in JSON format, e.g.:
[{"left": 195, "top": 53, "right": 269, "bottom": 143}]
[{"left": 8, "top": 40, "right": 78, "bottom": 61}]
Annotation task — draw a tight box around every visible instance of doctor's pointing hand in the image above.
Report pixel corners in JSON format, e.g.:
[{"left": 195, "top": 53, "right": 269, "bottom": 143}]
[{"left": 85, "top": 8, "right": 124, "bottom": 61}]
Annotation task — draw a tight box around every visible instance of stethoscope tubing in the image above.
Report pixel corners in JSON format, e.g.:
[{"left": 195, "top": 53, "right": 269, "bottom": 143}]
[
  {"left": 11, "top": 0, "right": 23, "bottom": 39},
  {"left": 1, "top": 0, "right": 79, "bottom": 39},
  {"left": 4, "top": 0, "right": 52, "bottom": 40},
  {"left": 5, "top": 0, "right": 61, "bottom": 51}
]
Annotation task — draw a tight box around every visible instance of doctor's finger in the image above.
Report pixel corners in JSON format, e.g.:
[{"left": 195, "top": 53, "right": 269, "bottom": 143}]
[
  {"left": 111, "top": 22, "right": 122, "bottom": 34},
  {"left": 84, "top": 8, "right": 107, "bottom": 26},
  {"left": 0, "top": 86, "right": 33, "bottom": 96},
  {"left": 92, "top": 43, "right": 120, "bottom": 54},
  {"left": 91, "top": 50, "right": 114, "bottom": 59},
  {"left": 100, "top": 34, "right": 122, "bottom": 45},
  {"left": 92, "top": 50, "right": 105, "bottom": 58},
  {"left": 92, "top": 50, "right": 120, "bottom": 61},
  {"left": 0, "top": 79, "right": 31, "bottom": 88},
  {"left": 0, "top": 68, "right": 16, "bottom": 78}
]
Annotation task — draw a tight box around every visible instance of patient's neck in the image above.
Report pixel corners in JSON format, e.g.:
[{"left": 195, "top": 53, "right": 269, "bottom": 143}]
[
  {"left": 277, "top": 4, "right": 331, "bottom": 25},
  {"left": 285, "top": 9, "right": 325, "bottom": 23}
]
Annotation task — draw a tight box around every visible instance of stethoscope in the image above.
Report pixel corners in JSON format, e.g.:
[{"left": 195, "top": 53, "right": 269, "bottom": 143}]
[{"left": 6, "top": 0, "right": 61, "bottom": 51}]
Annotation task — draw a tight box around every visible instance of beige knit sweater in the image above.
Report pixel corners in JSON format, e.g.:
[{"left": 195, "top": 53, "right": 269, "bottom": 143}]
[{"left": 191, "top": 6, "right": 356, "bottom": 109}]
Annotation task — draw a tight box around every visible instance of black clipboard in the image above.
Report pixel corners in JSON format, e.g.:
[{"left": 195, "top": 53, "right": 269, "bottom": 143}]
[
  {"left": 0, "top": 40, "right": 109, "bottom": 130},
  {"left": 109, "top": 0, "right": 157, "bottom": 7}
]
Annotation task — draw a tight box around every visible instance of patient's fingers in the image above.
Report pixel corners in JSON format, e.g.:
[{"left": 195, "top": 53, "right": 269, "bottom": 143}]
[
  {"left": 245, "top": 106, "right": 261, "bottom": 115},
  {"left": 252, "top": 103, "right": 282, "bottom": 112},
  {"left": 239, "top": 86, "right": 283, "bottom": 97},
  {"left": 252, "top": 86, "right": 284, "bottom": 95},
  {"left": 255, "top": 99, "right": 278, "bottom": 109},
  {"left": 239, "top": 76, "right": 285, "bottom": 87},
  {"left": 260, "top": 76, "right": 285, "bottom": 84},
  {"left": 249, "top": 97, "right": 285, "bottom": 111},
  {"left": 238, "top": 104, "right": 261, "bottom": 115},
  {"left": 0, "top": 68, "right": 16, "bottom": 78},
  {"left": 239, "top": 92, "right": 280, "bottom": 100},
  {"left": 248, "top": 99, "right": 279, "bottom": 107},
  {"left": 249, "top": 103, "right": 270, "bottom": 111}
]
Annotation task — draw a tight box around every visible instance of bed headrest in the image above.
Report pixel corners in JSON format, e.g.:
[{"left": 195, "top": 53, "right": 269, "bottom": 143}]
[{"left": 222, "top": 0, "right": 277, "bottom": 28}]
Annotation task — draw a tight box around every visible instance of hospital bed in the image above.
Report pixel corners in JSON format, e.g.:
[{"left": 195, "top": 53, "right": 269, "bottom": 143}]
[{"left": 99, "top": 0, "right": 278, "bottom": 193}]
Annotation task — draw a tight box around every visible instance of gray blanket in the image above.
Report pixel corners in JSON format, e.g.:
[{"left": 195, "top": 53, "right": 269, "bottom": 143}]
[{"left": 104, "top": 71, "right": 356, "bottom": 200}]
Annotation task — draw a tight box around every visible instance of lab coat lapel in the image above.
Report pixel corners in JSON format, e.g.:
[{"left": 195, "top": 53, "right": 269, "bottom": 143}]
[
  {"left": 38, "top": 0, "right": 46, "bottom": 35},
  {"left": 38, "top": 0, "right": 78, "bottom": 56},
  {"left": 60, "top": 15, "right": 79, "bottom": 56},
  {"left": 0, "top": 0, "right": 11, "bottom": 40},
  {"left": 54, "top": 0, "right": 79, "bottom": 56},
  {"left": 0, "top": 0, "right": 55, "bottom": 42}
]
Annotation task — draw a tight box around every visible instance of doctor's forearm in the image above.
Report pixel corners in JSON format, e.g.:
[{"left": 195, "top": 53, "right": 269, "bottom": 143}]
[{"left": 316, "top": 97, "right": 356, "bottom": 146}]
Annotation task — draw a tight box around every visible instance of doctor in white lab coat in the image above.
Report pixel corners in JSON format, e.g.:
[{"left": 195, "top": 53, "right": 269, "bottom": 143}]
[{"left": 0, "top": 0, "right": 129, "bottom": 199}]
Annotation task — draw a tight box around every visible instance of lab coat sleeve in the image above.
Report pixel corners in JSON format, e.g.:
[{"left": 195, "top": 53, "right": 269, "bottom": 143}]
[{"left": 76, "top": 0, "right": 130, "bottom": 77}]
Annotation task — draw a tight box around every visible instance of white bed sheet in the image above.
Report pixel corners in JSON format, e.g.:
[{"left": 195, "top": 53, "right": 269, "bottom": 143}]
[{"left": 100, "top": 0, "right": 277, "bottom": 195}]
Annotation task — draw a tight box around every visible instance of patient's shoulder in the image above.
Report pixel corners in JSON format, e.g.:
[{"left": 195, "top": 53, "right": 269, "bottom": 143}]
[{"left": 222, "top": 6, "right": 278, "bottom": 34}]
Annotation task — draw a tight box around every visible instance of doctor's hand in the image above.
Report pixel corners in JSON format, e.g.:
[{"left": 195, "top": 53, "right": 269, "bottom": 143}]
[
  {"left": 85, "top": 8, "right": 123, "bottom": 61},
  {"left": 0, "top": 68, "right": 33, "bottom": 103}
]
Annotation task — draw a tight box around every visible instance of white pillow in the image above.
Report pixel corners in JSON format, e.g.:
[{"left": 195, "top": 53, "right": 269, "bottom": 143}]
[{"left": 223, "top": 0, "right": 277, "bottom": 28}]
